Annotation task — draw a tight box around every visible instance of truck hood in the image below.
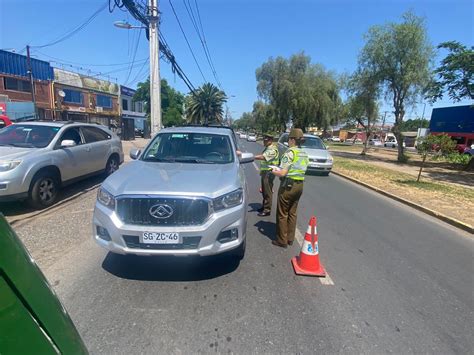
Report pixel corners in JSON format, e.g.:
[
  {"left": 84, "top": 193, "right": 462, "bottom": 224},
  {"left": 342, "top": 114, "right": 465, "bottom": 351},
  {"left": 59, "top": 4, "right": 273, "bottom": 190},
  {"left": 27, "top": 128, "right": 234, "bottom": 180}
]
[
  {"left": 0, "top": 146, "right": 38, "bottom": 160},
  {"left": 103, "top": 160, "right": 242, "bottom": 198}
]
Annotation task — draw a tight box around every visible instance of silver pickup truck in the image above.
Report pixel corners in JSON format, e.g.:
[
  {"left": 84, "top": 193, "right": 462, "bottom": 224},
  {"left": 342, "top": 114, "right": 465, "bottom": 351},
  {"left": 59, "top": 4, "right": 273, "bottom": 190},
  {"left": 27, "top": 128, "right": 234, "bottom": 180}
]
[{"left": 93, "top": 126, "right": 254, "bottom": 260}]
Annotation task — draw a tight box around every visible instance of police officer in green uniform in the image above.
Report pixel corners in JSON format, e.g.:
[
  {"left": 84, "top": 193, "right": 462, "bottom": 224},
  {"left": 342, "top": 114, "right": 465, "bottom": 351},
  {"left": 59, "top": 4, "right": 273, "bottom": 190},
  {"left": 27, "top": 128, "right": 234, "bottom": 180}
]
[
  {"left": 270, "top": 128, "right": 309, "bottom": 248},
  {"left": 254, "top": 133, "right": 279, "bottom": 216}
]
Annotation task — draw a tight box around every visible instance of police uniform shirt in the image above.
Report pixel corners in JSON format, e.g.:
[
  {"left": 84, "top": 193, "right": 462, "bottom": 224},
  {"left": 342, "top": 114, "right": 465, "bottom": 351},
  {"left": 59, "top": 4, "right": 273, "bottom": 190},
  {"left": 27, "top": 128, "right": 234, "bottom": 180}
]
[
  {"left": 279, "top": 149, "right": 294, "bottom": 170},
  {"left": 263, "top": 144, "right": 278, "bottom": 162}
]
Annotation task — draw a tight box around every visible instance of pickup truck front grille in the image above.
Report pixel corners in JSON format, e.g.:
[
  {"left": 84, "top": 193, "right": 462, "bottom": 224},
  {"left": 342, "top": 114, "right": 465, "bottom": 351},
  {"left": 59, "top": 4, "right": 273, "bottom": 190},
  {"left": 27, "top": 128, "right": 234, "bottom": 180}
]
[{"left": 116, "top": 197, "right": 210, "bottom": 226}]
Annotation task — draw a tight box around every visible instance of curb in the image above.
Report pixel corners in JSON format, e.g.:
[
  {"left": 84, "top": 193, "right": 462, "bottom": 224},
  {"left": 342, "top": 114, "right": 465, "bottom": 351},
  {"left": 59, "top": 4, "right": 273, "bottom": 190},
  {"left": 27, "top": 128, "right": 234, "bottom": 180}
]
[{"left": 331, "top": 170, "right": 474, "bottom": 235}]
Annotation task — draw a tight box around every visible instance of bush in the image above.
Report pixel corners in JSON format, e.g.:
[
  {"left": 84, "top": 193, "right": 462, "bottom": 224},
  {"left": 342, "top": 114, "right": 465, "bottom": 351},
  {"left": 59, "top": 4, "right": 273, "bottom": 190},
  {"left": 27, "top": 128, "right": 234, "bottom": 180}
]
[{"left": 446, "top": 153, "right": 472, "bottom": 166}]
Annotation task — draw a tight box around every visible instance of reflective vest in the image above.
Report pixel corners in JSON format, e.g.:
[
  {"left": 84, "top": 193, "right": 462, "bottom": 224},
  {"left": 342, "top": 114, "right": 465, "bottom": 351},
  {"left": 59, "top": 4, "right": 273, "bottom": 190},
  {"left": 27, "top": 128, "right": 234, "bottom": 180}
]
[
  {"left": 286, "top": 147, "right": 309, "bottom": 181},
  {"left": 260, "top": 143, "right": 279, "bottom": 171}
]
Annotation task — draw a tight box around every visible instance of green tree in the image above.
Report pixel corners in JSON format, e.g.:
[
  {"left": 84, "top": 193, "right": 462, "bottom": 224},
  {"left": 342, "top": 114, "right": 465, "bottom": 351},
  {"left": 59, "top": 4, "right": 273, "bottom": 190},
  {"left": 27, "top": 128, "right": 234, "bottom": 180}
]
[
  {"left": 359, "top": 11, "right": 435, "bottom": 162},
  {"left": 255, "top": 53, "right": 341, "bottom": 132},
  {"left": 346, "top": 69, "right": 381, "bottom": 155},
  {"left": 427, "top": 41, "right": 474, "bottom": 102},
  {"left": 416, "top": 134, "right": 456, "bottom": 182},
  {"left": 186, "top": 83, "right": 227, "bottom": 124},
  {"left": 133, "top": 78, "right": 185, "bottom": 127},
  {"left": 399, "top": 118, "right": 430, "bottom": 131}
]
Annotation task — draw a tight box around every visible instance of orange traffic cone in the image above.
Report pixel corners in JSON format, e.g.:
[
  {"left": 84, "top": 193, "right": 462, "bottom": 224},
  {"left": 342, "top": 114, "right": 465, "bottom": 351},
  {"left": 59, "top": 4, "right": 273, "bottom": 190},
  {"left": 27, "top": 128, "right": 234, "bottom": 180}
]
[{"left": 291, "top": 216, "right": 326, "bottom": 277}]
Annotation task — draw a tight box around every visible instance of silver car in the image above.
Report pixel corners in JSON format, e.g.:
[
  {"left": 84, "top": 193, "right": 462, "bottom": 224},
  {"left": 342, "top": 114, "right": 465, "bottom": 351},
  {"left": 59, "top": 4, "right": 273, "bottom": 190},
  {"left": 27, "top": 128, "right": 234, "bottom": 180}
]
[
  {"left": 93, "top": 126, "right": 254, "bottom": 259},
  {"left": 0, "top": 122, "right": 123, "bottom": 208},
  {"left": 277, "top": 133, "right": 333, "bottom": 175}
]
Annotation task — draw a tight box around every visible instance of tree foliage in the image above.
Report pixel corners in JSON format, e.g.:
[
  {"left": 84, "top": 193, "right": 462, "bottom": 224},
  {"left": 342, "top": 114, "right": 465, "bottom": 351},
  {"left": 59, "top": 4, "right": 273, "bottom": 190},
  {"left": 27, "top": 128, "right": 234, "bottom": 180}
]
[
  {"left": 416, "top": 134, "right": 456, "bottom": 181},
  {"left": 399, "top": 118, "right": 430, "bottom": 131},
  {"left": 133, "top": 78, "right": 185, "bottom": 127},
  {"left": 427, "top": 41, "right": 474, "bottom": 103},
  {"left": 255, "top": 53, "right": 342, "bottom": 132},
  {"left": 358, "top": 11, "right": 435, "bottom": 162},
  {"left": 185, "top": 83, "right": 227, "bottom": 124}
]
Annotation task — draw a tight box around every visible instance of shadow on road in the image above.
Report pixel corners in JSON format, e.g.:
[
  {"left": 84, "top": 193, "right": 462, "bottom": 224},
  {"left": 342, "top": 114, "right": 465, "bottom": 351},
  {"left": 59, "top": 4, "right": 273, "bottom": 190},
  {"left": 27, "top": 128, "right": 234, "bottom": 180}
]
[
  {"left": 254, "top": 220, "right": 276, "bottom": 242},
  {"left": 0, "top": 174, "right": 104, "bottom": 217},
  {"left": 248, "top": 202, "right": 261, "bottom": 212},
  {"left": 101, "top": 252, "right": 240, "bottom": 281}
]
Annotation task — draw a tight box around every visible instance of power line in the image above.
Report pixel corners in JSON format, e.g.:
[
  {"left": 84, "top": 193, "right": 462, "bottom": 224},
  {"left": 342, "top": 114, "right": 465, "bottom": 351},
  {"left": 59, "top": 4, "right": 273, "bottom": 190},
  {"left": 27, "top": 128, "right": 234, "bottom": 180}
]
[
  {"left": 193, "top": 0, "right": 223, "bottom": 89},
  {"left": 168, "top": 0, "right": 207, "bottom": 82},
  {"left": 124, "top": 28, "right": 143, "bottom": 85},
  {"left": 30, "top": 2, "right": 108, "bottom": 49},
  {"left": 128, "top": 58, "right": 149, "bottom": 86},
  {"left": 34, "top": 49, "right": 147, "bottom": 67}
]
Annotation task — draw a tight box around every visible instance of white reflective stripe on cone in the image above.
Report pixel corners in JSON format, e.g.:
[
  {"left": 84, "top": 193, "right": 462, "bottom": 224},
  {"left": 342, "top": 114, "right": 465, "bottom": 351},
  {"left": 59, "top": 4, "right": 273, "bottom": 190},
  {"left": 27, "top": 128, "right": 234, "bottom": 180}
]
[
  {"left": 306, "top": 225, "right": 318, "bottom": 235},
  {"left": 301, "top": 240, "right": 319, "bottom": 256}
]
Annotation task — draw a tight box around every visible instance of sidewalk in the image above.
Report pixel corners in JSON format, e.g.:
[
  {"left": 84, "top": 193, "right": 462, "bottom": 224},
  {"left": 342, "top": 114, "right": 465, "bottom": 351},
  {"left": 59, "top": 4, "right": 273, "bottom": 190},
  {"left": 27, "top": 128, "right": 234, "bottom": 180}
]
[{"left": 122, "top": 138, "right": 150, "bottom": 162}]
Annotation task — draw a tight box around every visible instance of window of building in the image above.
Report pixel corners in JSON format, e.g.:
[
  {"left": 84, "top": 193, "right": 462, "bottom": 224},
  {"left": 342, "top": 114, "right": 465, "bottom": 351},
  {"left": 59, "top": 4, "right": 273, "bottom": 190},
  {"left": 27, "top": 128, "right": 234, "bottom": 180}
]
[
  {"left": 63, "top": 89, "right": 83, "bottom": 104},
  {"left": 4, "top": 77, "right": 32, "bottom": 93},
  {"left": 97, "top": 95, "right": 112, "bottom": 108},
  {"left": 122, "top": 98, "right": 129, "bottom": 111}
]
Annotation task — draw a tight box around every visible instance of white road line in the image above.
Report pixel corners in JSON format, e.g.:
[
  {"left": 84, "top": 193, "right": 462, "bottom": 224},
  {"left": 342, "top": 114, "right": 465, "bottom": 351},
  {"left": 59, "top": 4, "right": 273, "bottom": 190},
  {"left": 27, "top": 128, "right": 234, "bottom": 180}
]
[
  {"left": 295, "top": 228, "right": 334, "bottom": 285},
  {"left": 252, "top": 162, "right": 259, "bottom": 171}
]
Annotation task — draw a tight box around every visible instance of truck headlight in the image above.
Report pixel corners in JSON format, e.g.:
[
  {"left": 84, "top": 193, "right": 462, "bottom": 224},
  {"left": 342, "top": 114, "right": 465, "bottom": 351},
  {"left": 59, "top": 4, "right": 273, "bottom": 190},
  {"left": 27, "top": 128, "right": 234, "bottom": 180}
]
[
  {"left": 0, "top": 160, "right": 21, "bottom": 172},
  {"left": 97, "top": 187, "right": 115, "bottom": 209},
  {"left": 328, "top": 156, "right": 334, "bottom": 162},
  {"left": 213, "top": 189, "right": 243, "bottom": 211}
]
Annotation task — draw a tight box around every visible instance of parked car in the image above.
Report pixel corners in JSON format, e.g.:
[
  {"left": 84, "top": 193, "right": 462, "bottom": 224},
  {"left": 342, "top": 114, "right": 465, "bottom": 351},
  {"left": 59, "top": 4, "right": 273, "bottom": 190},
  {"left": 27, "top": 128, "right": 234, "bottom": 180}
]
[
  {"left": 239, "top": 132, "right": 247, "bottom": 139},
  {"left": 93, "top": 126, "right": 254, "bottom": 260},
  {"left": 134, "top": 127, "right": 144, "bottom": 138},
  {"left": 329, "top": 136, "right": 341, "bottom": 142},
  {"left": 0, "top": 115, "right": 12, "bottom": 130},
  {"left": 0, "top": 121, "right": 124, "bottom": 208},
  {"left": 277, "top": 132, "right": 333, "bottom": 175},
  {"left": 384, "top": 138, "right": 406, "bottom": 148},
  {"left": 247, "top": 133, "right": 257, "bottom": 142},
  {"left": 369, "top": 138, "right": 383, "bottom": 146},
  {"left": 0, "top": 214, "right": 87, "bottom": 354}
]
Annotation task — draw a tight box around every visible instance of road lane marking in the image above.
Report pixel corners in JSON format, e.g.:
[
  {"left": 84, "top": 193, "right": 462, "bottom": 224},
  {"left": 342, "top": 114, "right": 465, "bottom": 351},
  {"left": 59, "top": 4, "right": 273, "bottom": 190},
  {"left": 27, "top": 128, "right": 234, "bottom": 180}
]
[
  {"left": 252, "top": 162, "right": 259, "bottom": 171},
  {"left": 295, "top": 228, "right": 334, "bottom": 285}
]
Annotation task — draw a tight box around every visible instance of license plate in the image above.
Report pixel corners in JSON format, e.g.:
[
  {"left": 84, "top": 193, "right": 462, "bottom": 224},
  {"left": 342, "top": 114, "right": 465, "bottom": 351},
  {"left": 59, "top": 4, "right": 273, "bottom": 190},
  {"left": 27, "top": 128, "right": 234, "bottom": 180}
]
[{"left": 141, "top": 232, "right": 181, "bottom": 244}]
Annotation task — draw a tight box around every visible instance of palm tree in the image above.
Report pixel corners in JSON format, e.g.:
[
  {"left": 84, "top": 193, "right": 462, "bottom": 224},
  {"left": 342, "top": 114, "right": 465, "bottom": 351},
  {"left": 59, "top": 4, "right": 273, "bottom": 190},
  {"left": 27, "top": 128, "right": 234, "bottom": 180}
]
[{"left": 186, "top": 83, "right": 227, "bottom": 124}]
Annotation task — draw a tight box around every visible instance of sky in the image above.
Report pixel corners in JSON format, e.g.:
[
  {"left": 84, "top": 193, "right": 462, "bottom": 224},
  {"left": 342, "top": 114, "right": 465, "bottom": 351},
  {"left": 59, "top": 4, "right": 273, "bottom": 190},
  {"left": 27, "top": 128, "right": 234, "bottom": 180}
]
[{"left": 1, "top": 0, "right": 473, "bottom": 123}]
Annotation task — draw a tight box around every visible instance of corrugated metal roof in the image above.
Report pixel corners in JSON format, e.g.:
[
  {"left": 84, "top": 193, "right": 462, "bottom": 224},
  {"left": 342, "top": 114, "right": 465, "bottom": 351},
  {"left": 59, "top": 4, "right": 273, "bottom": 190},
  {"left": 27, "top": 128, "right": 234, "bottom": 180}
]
[{"left": 0, "top": 50, "right": 54, "bottom": 81}]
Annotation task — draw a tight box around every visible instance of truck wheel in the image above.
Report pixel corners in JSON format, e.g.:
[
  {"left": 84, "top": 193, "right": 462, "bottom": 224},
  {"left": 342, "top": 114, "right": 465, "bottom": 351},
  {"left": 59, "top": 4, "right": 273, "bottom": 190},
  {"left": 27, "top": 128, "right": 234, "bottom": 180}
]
[{"left": 29, "top": 172, "right": 60, "bottom": 209}]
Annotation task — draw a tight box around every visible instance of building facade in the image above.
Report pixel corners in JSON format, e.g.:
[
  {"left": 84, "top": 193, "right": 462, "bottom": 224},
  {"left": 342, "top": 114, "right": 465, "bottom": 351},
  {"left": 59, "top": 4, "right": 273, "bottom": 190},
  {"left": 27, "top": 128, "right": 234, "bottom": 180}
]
[
  {"left": 119, "top": 86, "right": 146, "bottom": 139},
  {"left": 53, "top": 68, "right": 120, "bottom": 133},
  {"left": 0, "top": 50, "right": 54, "bottom": 120}
]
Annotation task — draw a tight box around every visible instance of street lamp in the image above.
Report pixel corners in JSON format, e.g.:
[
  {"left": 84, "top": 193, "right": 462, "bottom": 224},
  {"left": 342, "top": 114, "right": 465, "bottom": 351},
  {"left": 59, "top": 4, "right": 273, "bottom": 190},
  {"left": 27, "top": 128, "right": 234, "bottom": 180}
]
[{"left": 113, "top": 0, "right": 161, "bottom": 136}]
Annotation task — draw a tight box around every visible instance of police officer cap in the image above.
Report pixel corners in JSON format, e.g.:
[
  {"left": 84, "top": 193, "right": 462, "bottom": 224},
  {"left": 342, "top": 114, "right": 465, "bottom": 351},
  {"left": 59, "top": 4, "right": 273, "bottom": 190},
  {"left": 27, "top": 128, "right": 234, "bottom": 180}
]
[{"left": 289, "top": 128, "right": 304, "bottom": 139}]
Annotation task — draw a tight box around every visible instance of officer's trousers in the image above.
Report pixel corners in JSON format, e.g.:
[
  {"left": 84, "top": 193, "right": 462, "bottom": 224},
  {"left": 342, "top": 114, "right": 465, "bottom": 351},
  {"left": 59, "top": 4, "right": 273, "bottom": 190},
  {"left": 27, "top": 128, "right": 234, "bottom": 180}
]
[
  {"left": 260, "top": 171, "right": 275, "bottom": 212},
  {"left": 276, "top": 180, "right": 304, "bottom": 245}
]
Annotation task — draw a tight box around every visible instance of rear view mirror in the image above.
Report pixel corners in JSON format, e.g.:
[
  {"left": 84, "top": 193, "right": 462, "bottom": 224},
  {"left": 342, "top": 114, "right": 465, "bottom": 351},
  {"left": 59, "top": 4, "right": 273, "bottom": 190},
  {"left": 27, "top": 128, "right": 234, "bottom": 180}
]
[
  {"left": 60, "top": 140, "right": 76, "bottom": 148},
  {"left": 130, "top": 148, "right": 141, "bottom": 160},
  {"left": 239, "top": 152, "right": 254, "bottom": 164}
]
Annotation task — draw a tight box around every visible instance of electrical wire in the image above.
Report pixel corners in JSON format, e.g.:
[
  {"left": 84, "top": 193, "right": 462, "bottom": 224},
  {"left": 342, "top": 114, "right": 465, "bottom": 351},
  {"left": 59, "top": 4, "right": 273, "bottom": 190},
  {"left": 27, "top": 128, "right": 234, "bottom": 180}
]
[
  {"left": 182, "top": 0, "right": 223, "bottom": 90},
  {"left": 168, "top": 0, "right": 207, "bottom": 82},
  {"left": 30, "top": 2, "right": 108, "bottom": 49},
  {"left": 124, "top": 28, "right": 143, "bottom": 85},
  {"left": 34, "top": 50, "right": 147, "bottom": 67},
  {"left": 128, "top": 58, "right": 150, "bottom": 86}
]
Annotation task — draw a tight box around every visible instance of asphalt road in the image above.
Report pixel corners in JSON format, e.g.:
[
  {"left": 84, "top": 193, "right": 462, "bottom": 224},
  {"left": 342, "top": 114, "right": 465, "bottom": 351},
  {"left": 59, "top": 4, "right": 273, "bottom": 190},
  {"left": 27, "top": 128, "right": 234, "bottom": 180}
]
[{"left": 4, "top": 138, "right": 473, "bottom": 354}]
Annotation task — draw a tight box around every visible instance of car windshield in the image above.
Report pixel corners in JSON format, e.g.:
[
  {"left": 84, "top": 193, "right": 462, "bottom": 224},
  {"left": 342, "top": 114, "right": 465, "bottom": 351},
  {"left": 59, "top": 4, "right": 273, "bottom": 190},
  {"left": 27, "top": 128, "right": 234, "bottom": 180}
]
[
  {"left": 0, "top": 124, "right": 60, "bottom": 148},
  {"left": 142, "top": 132, "right": 234, "bottom": 164},
  {"left": 301, "top": 137, "right": 326, "bottom": 150}
]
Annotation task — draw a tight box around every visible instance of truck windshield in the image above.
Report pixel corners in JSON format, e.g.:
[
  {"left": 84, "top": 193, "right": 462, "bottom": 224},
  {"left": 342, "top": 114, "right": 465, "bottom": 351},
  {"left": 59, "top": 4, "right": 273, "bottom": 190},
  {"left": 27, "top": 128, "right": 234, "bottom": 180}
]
[
  {"left": 0, "top": 125, "right": 60, "bottom": 148},
  {"left": 142, "top": 132, "right": 234, "bottom": 164}
]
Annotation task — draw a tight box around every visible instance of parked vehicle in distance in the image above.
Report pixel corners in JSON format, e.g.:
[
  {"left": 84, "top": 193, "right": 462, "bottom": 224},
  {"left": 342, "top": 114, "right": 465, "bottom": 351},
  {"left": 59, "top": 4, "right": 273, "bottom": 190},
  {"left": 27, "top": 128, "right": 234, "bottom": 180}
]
[
  {"left": 277, "top": 132, "right": 333, "bottom": 175},
  {"left": 0, "top": 214, "right": 87, "bottom": 354},
  {"left": 0, "top": 122, "right": 123, "bottom": 208},
  {"left": 369, "top": 138, "right": 383, "bottom": 146},
  {"left": 384, "top": 136, "right": 405, "bottom": 148},
  {"left": 134, "top": 127, "right": 144, "bottom": 138},
  {"left": 239, "top": 132, "right": 247, "bottom": 139},
  {"left": 247, "top": 133, "right": 257, "bottom": 142},
  {"left": 93, "top": 126, "right": 254, "bottom": 260},
  {"left": 0, "top": 115, "right": 12, "bottom": 130},
  {"left": 330, "top": 136, "right": 341, "bottom": 142}
]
